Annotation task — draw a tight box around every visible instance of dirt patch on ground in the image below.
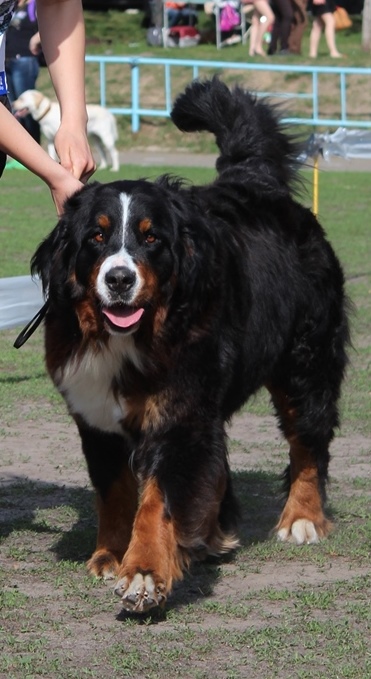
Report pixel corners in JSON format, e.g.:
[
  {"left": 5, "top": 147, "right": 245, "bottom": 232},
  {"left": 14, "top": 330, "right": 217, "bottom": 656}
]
[
  {"left": 1, "top": 408, "right": 370, "bottom": 579},
  {"left": 1, "top": 405, "right": 370, "bottom": 678}
]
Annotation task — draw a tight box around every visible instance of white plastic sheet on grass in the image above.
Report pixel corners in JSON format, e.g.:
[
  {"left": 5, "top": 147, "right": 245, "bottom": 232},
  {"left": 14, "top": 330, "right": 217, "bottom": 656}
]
[
  {"left": 301, "top": 127, "right": 371, "bottom": 162},
  {"left": 0, "top": 275, "right": 44, "bottom": 330},
  {"left": 320, "top": 128, "right": 371, "bottom": 160}
]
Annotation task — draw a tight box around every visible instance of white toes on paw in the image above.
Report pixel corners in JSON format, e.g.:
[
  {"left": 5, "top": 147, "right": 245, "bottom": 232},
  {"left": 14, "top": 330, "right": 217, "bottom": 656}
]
[
  {"left": 277, "top": 519, "right": 319, "bottom": 545},
  {"left": 102, "top": 567, "right": 117, "bottom": 581},
  {"left": 277, "top": 526, "right": 290, "bottom": 542},
  {"left": 114, "top": 572, "right": 165, "bottom": 613}
]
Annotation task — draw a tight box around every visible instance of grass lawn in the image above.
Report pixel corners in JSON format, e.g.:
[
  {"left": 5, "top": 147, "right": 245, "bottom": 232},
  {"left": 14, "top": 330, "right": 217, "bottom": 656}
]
[{"left": 0, "top": 161, "right": 370, "bottom": 677}]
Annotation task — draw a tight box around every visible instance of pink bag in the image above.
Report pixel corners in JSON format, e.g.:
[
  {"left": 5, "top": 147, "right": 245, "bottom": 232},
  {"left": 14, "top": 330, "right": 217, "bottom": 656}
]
[{"left": 220, "top": 4, "right": 240, "bottom": 31}]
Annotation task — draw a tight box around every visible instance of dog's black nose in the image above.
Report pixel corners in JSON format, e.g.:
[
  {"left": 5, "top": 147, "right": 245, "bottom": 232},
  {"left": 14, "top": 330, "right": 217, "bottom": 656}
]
[{"left": 105, "top": 266, "right": 136, "bottom": 293}]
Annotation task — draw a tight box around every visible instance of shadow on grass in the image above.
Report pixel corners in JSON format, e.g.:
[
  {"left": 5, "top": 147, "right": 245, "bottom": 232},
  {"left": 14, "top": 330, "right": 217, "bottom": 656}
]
[
  {"left": 0, "top": 372, "right": 46, "bottom": 385},
  {"left": 0, "top": 468, "right": 285, "bottom": 617},
  {"left": 0, "top": 478, "right": 96, "bottom": 562}
]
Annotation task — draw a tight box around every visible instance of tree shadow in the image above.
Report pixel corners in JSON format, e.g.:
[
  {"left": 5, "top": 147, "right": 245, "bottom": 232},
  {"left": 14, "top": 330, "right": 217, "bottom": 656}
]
[
  {"left": 0, "top": 477, "right": 96, "bottom": 562},
  {"left": 233, "top": 469, "right": 284, "bottom": 546}
]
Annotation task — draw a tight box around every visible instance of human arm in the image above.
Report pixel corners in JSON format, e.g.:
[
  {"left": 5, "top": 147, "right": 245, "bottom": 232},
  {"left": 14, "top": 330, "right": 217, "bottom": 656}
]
[
  {"left": 29, "top": 31, "right": 41, "bottom": 55},
  {"left": 36, "top": 0, "right": 96, "bottom": 182},
  {"left": 0, "top": 103, "right": 83, "bottom": 215}
]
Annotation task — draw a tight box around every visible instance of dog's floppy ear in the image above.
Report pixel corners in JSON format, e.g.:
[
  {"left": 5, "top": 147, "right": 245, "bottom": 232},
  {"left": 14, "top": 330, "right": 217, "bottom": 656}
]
[
  {"left": 31, "top": 216, "right": 70, "bottom": 294},
  {"left": 31, "top": 182, "right": 99, "bottom": 295}
]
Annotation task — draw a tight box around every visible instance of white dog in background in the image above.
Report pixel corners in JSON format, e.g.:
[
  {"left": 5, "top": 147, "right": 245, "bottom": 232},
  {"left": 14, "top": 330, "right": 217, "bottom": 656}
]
[{"left": 13, "top": 89, "right": 120, "bottom": 172}]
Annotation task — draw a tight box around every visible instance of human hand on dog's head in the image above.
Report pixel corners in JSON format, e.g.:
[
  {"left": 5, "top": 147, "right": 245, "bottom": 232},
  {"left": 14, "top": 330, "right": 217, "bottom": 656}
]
[
  {"left": 54, "top": 123, "right": 96, "bottom": 185},
  {"left": 48, "top": 165, "right": 84, "bottom": 216}
]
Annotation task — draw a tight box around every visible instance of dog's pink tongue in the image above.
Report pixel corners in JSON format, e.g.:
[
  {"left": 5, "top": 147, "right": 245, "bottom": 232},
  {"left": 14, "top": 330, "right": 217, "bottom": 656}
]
[{"left": 103, "top": 306, "right": 144, "bottom": 328}]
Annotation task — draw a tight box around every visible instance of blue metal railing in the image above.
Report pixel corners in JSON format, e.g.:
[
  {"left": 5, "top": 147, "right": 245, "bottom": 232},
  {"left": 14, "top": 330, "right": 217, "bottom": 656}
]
[{"left": 85, "top": 55, "right": 371, "bottom": 133}]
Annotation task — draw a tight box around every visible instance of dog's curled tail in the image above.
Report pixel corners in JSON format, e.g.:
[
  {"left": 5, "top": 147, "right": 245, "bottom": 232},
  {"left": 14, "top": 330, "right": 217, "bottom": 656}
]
[{"left": 170, "top": 77, "right": 302, "bottom": 191}]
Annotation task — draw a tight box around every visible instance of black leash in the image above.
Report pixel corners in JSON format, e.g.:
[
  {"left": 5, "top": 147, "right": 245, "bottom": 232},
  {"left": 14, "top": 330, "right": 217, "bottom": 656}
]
[{"left": 13, "top": 300, "right": 50, "bottom": 349}]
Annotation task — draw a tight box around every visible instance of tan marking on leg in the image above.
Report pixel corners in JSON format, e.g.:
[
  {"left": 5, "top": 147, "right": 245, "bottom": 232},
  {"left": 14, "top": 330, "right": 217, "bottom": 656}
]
[
  {"left": 87, "top": 466, "right": 138, "bottom": 579},
  {"left": 268, "top": 386, "right": 332, "bottom": 544},
  {"left": 114, "top": 478, "right": 187, "bottom": 612},
  {"left": 204, "top": 525, "right": 240, "bottom": 557},
  {"left": 276, "top": 437, "right": 332, "bottom": 543}
]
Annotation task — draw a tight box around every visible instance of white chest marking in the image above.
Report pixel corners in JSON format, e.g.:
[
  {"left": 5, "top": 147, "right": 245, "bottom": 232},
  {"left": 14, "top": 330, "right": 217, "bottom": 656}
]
[{"left": 55, "top": 336, "right": 143, "bottom": 435}]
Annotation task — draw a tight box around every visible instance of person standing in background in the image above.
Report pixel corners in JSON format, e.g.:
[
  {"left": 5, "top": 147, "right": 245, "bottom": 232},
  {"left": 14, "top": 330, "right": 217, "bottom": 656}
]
[
  {"left": 288, "top": 0, "right": 307, "bottom": 54},
  {"left": 268, "top": 0, "right": 294, "bottom": 54},
  {"left": 246, "top": 0, "right": 275, "bottom": 57},
  {"left": 308, "top": 0, "right": 342, "bottom": 58},
  {"left": 6, "top": 0, "right": 41, "bottom": 142},
  {"left": 0, "top": 0, "right": 96, "bottom": 215}
]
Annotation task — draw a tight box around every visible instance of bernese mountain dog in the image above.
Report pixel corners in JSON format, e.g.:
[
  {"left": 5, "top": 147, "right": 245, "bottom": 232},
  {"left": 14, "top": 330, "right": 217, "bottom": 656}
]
[{"left": 29, "top": 77, "right": 349, "bottom": 613}]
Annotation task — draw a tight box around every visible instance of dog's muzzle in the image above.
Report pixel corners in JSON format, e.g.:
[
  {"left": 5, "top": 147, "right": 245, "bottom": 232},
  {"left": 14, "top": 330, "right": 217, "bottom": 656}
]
[
  {"left": 101, "top": 266, "right": 144, "bottom": 333},
  {"left": 105, "top": 266, "right": 136, "bottom": 296}
]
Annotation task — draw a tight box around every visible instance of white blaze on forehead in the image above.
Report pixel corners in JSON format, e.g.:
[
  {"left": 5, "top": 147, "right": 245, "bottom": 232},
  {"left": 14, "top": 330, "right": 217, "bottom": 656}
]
[
  {"left": 96, "top": 192, "right": 143, "bottom": 304},
  {"left": 120, "top": 192, "right": 131, "bottom": 238}
]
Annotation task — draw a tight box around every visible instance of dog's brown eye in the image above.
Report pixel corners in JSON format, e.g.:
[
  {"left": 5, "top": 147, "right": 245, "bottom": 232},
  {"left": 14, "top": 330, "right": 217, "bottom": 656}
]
[
  {"left": 145, "top": 233, "right": 157, "bottom": 244},
  {"left": 93, "top": 232, "right": 104, "bottom": 243}
]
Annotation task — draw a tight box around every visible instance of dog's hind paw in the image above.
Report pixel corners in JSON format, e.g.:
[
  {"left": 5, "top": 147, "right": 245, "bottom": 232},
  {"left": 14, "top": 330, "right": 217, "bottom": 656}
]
[
  {"left": 114, "top": 572, "right": 166, "bottom": 613},
  {"left": 277, "top": 518, "right": 330, "bottom": 545},
  {"left": 87, "top": 548, "right": 121, "bottom": 580}
]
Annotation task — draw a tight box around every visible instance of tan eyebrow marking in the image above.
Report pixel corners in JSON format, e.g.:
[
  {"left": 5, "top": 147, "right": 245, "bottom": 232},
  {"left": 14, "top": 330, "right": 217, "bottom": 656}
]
[
  {"left": 98, "top": 214, "right": 111, "bottom": 229},
  {"left": 139, "top": 218, "right": 152, "bottom": 233}
]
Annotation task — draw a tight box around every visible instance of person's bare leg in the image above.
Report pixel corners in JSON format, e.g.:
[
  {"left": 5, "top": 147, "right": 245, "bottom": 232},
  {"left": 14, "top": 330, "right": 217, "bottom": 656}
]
[
  {"left": 309, "top": 16, "right": 323, "bottom": 57},
  {"left": 322, "top": 11, "right": 342, "bottom": 57},
  {"left": 249, "top": 12, "right": 260, "bottom": 55},
  {"left": 249, "top": 0, "right": 275, "bottom": 55}
]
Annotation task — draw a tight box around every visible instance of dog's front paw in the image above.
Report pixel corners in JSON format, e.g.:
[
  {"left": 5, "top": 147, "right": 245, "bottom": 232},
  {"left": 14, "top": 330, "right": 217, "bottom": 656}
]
[
  {"left": 87, "top": 548, "right": 121, "bottom": 580},
  {"left": 114, "top": 572, "right": 167, "bottom": 613}
]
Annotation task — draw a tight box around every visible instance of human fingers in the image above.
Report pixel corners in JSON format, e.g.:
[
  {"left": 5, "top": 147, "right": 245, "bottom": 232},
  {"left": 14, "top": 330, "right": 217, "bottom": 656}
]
[
  {"left": 50, "top": 175, "right": 84, "bottom": 216},
  {"left": 54, "top": 127, "right": 96, "bottom": 182}
]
